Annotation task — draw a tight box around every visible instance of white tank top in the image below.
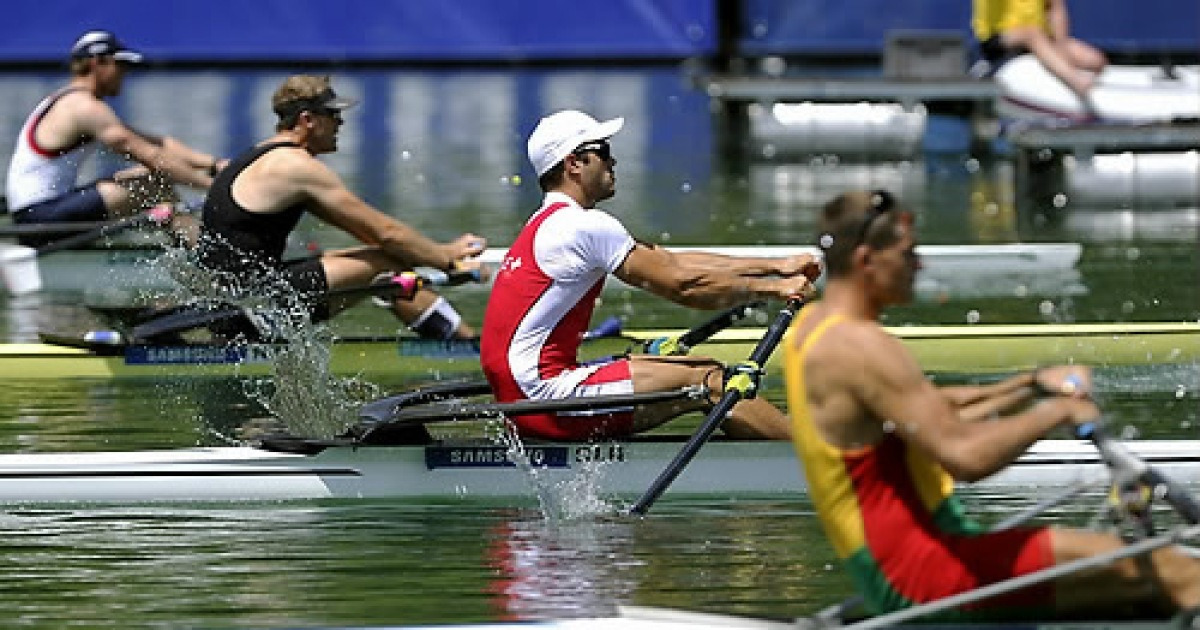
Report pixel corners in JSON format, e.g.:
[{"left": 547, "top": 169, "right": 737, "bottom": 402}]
[{"left": 6, "top": 88, "right": 98, "bottom": 211}]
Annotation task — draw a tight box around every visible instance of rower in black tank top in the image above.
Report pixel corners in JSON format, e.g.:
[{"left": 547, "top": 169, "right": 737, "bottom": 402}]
[
  {"left": 198, "top": 141, "right": 307, "bottom": 272},
  {"left": 197, "top": 141, "right": 329, "bottom": 318}
]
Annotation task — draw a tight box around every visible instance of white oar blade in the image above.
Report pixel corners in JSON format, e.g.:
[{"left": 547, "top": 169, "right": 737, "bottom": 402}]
[{"left": 0, "top": 244, "right": 42, "bottom": 295}]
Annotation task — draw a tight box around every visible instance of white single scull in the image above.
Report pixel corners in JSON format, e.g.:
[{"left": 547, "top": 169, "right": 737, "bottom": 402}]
[{"left": 0, "top": 437, "right": 1195, "bottom": 505}]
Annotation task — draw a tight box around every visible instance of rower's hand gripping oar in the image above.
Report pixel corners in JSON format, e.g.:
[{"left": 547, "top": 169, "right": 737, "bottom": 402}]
[
  {"left": 628, "top": 296, "right": 805, "bottom": 515},
  {"left": 1, "top": 205, "right": 173, "bottom": 295}
]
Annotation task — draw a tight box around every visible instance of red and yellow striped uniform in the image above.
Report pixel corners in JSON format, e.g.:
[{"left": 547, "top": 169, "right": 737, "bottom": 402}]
[{"left": 784, "top": 310, "right": 1055, "bottom": 620}]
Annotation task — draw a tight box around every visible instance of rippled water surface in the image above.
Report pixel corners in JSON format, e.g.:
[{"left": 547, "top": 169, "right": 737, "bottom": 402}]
[{"left": 0, "top": 64, "right": 1196, "bottom": 629}]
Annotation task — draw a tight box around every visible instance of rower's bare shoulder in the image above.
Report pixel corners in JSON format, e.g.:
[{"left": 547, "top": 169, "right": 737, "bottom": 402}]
[
  {"left": 259, "top": 148, "right": 338, "bottom": 187},
  {"left": 58, "top": 91, "right": 120, "bottom": 135}
]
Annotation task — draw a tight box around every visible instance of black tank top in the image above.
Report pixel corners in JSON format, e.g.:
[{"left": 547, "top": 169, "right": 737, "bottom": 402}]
[{"left": 198, "top": 141, "right": 308, "bottom": 271}]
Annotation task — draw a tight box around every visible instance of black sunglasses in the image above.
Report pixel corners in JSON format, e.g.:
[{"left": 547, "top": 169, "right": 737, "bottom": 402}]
[
  {"left": 851, "top": 190, "right": 897, "bottom": 248},
  {"left": 573, "top": 141, "right": 613, "bottom": 163},
  {"left": 313, "top": 107, "right": 343, "bottom": 122}
]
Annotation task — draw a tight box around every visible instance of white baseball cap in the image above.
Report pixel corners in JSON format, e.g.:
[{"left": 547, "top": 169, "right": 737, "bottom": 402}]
[{"left": 526, "top": 110, "right": 624, "bottom": 177}]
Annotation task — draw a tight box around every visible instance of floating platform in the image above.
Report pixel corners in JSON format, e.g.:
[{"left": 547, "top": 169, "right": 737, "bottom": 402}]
[
  {"left": 699, "top": 72, "right": 996, "bottom": 159},
  {"left": 1011, "top": 124, "right": 1200, "bottom": 213}
]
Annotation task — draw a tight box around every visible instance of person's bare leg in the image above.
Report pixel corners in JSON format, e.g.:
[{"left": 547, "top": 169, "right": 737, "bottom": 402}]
[
  {"left": 1064, "top": 37, "right": 1107, "bottom": 74},
  {"left": 1004, "top": 28, "right": 1095, "bottom": 96},
  {"left": 321, "top": 248, "right": 474, "bottom": 338},
  {"left": 1049, "top": 527, "right": 1200, "bottom": 617},
  {"left": 393, "top": 289, "right": 475, "bottom": 338},
  {"left": 629, "top": 355, "right": 791, "bottom": 439}
]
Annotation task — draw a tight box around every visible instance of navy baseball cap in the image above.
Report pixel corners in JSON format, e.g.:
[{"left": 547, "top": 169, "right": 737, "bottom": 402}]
[{"left": 70, "top": 30, "right": 144, "bottom": 63}]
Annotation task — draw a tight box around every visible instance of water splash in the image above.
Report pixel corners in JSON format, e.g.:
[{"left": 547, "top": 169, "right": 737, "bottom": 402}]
[
  {"left": 152, "top": 242, "right": 380, "bottom": 440},
  {"left": 487, "top": 419, "right": 617, "bottom": 522}
]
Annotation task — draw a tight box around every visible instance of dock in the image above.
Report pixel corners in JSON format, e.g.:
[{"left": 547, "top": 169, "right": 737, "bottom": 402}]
[
  {"left": 1011, "top": 122, "right": 1200, "bottom": 214},
  {"left": 700, "top": 75, "right": 997, "bottom": 108}
]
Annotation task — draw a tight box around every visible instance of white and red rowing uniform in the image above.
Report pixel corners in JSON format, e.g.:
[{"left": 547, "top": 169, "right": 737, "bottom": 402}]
[
  {"left": 5, "top": 88, "right": 97, "bottom": 212},
  {"left": 480, "top": 192, "right": 637, "bottom": 440}
]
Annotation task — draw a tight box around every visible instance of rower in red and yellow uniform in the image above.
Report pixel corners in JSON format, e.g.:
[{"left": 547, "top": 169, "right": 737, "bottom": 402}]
[{"left": 783, "top": 190, "right": 1200, "bottom": 621}]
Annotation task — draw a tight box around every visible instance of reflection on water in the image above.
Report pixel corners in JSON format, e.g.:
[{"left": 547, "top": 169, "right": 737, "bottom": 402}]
[
  {"left": 1064, "top": 207, "right": 1200, "bottom": 242},
  {"left": 0, "top": 498, "right": 849, "bottom": 629}
]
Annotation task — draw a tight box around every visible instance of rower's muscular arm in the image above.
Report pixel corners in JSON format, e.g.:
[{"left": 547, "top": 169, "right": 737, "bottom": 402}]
[
  {"left": 301, "top": 160, "right": 456, "bottom": 270},
  {"left": 85, "top": 98, "right": 214, "bottom": 189},
  {"left": 669, "top": 250, "right": 819, "bottom": 279},
  {"left": 860, "top": 332, "right": 1096, "bottom": 483},
  {"left": 615, "top": 243, "right": 820, "bottom": 309},
  {"left": 941, "top": 372, "right": 1038, "bottom": 422}
]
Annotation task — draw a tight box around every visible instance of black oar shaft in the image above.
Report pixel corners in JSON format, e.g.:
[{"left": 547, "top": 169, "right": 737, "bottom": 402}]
[
  {"left": 676, "top": 301, "right": 763, "bottom": 349},
  {"left": 644, "top": 302, "right": 762, "bottom": 356},
  {"left": 35, "top": 213, "right": 153, "bottom": 256},
  {"left": 386, "top": 387, "right": 702, "bottom": 425},
  {"left": 629, "top": 297, "right": 803, "bottom": 515},
  {"left": 0, "top": 221, "right": 112, "bottom": 238}
]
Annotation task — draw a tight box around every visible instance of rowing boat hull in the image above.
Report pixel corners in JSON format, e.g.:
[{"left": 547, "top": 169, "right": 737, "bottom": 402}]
[
  {"left": 7, "top": 321, "right": 1199, "bottom": 379},
  {"left": 398, "top": 604, "right": 1188, "bottom": 630},
  {"left": 0, "top": 438, "right": 1194, "bottom": 505}
]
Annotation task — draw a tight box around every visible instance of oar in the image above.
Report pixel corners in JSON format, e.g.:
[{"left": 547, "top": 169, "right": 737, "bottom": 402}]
[
  {"left": 358, "top": 385, "right": 705, "bottom": 434},
  {"left": 641, "top": 302, "right": 764, "bottom": 356},
  {"left": 628, "top": 296, "right": 805, "bottom": 515},
  {"left": 357, "top": 302, "right": 759, "bottom": 438},
  {"left": 1076, "top": 421, "right": 1200, "bottom": 524},
  {"left": 0, "top": 221, "right": 113, "bottom": 239},
  {"left": 128, "top": 269, "right": 483, "bottom": 344},
  {"left": 32, "top": 206, "right": 172, "bottom": 256},
  {"left": 0, "top": 207, "right": 173, "bottom": 295}
]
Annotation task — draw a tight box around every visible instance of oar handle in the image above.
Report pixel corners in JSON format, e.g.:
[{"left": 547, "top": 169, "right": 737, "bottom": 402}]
[
  {"left": 1076, "top": 421, "right": 1200, "bottom": 525},
  {"left": 643, "top": 301, "right": 764, "bottom": 356},
  {"left": 629, "top": 296, "right": 804, "bottom": 515},
  {"left": 331, "top": 268, "right": 481, "bottom": 301}
]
